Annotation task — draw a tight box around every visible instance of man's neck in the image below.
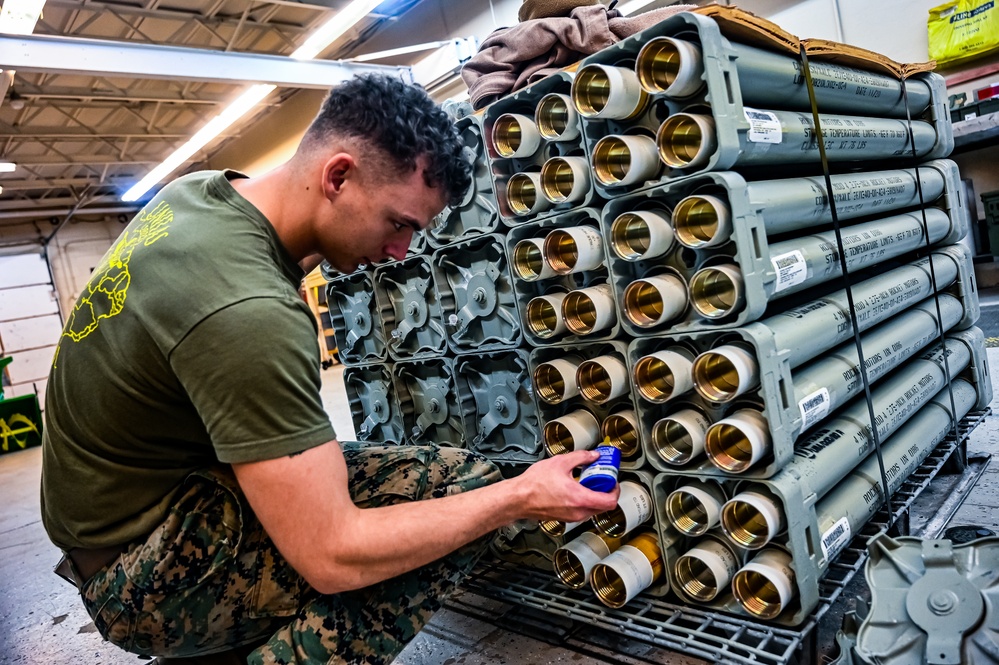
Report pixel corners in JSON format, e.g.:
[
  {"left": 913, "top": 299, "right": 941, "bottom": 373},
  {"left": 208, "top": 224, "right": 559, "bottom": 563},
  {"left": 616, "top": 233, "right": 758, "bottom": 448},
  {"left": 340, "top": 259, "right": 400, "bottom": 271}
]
[{"left": 230, "top": 164, "right": 316, "bottom": 263}]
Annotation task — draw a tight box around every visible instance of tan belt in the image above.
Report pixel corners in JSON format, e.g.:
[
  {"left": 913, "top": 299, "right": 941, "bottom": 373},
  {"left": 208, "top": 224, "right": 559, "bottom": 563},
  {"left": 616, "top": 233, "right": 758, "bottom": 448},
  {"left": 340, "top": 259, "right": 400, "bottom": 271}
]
[{"left": 55, "top": 543, "right": 128, "bottom": 589}]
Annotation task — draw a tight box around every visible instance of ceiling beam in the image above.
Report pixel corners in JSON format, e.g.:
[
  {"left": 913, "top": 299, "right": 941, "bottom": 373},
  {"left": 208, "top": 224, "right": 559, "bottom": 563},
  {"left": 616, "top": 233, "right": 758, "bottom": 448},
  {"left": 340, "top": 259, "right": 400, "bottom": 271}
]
[
  {"left": 44, "top": 0, "right": 318, "bottom": 33},
  {"left": 0, "top": 195, "right": 124, "bottom": 211},
  {"left": 0, "top": 176, "right": 133, "bottom": 190},
  {"left": 16, "top": 86, "right": 230, "bottom": 104},
  {"left": 0, "top": 130, "right": 190, "bottom": 139},
  {"left": 0, "top": 33, "right": 412, "bottom": 88},
  {"left": 4, "top": 155, "right": 159, "bottom": 166}
]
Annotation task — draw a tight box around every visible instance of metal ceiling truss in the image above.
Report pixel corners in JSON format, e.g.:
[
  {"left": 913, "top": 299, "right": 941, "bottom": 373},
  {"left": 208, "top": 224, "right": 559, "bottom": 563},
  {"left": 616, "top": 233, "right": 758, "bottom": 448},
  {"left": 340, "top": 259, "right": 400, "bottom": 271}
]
[{"left": 0, "top": 0, "right": 420, "bottom": 228}]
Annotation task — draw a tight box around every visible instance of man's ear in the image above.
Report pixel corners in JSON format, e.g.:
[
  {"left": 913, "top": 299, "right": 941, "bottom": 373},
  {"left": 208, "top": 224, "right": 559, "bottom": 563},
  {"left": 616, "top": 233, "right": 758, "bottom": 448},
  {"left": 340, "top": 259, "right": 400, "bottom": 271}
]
[{"left": 322, "top": 153, "right": 355, "bottom": 200}]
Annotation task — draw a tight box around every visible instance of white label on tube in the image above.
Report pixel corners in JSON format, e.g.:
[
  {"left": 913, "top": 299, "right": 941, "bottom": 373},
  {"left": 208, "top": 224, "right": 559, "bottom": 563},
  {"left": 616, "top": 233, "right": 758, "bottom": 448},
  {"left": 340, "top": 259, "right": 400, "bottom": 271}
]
[
  {"left": 820, "top": 517, "right": 852, "bottom": 559},
  {"left": 744, "top": 108, "right": 782, "bottom": 144},
  {"left": 771, "top": 250, "right": 808, "bottom": 292},
  {"left": 615, "top": 545, "right": 655, "bottom": 593},
  {"left": 620, "top": 482, "right": 653, "bottom": 531},
  {"left": 798, "top": 387, "right": 831, "bottom": 429}
]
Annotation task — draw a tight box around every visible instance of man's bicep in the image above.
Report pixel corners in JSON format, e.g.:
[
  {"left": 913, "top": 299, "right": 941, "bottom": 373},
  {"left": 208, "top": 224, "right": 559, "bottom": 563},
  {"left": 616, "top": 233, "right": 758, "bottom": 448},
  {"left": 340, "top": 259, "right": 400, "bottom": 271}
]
[{"left": 232, "top": 440, "right": 355, "bottom": 589}]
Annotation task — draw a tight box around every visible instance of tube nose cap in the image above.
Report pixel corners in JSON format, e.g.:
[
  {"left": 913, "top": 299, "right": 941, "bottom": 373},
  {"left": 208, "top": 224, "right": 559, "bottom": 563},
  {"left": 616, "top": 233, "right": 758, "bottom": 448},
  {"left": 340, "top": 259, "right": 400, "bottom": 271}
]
[
  {"left": 692, "top": 344, "right": 759, "bottom": 403},
  {"left": 635, "top": 36, "right": 705, "bottom": 98},
  {"left": 652, "top": 407, "right": 710, "bottom": 465},
  {"left": 689, "top": 264, "right": 744, "bottom": 320},
  {"left": 536, "top": 93, "right": 581, "bottom": 141},
  {"left": 656, "top": 113, "right": 716, "bottom": 169},
  {"left": 733, "top": 548, "right": 795, "bottom": 620},
  {"left": 492, "top": 113, "right": 542, "bottom": 159},
  {"left": 610, "top": 210, "right": 675, "bottom": 261},
  {"left": 721, "top": 489, "right": 785, "bottom": 549},
  {"left": 705, "top": 409, "right": 770, "bottom": 473},
  {"left": 674, "top": 194, "right": 731, "bottom": 249},
  {"left": 572, "top": 64, "right": 648, "bottom": 120},
  {"left": 623, "top": 274, "right": 687, "bottom": 329}
]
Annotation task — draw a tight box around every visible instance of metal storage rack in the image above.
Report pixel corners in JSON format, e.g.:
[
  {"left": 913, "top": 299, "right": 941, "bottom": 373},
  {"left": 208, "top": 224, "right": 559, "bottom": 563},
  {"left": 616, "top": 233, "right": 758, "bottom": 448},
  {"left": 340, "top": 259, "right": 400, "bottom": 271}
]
[{"left": 450, "top": 408, "right": 990, "bottom": 665}]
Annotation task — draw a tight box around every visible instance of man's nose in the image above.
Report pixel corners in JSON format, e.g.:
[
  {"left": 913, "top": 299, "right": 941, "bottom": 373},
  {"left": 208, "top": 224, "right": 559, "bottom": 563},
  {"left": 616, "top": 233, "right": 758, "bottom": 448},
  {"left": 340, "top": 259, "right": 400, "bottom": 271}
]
[{"left": 384, "top": 229, "right": 414, "bottom": 261}]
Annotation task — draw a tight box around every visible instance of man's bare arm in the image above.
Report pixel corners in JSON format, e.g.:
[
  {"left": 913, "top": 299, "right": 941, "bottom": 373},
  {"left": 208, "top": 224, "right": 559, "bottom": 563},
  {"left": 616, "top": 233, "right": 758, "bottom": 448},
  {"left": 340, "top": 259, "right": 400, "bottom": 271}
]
[{"left": 233, "top": 441, "right": 618, "bottom": 594}]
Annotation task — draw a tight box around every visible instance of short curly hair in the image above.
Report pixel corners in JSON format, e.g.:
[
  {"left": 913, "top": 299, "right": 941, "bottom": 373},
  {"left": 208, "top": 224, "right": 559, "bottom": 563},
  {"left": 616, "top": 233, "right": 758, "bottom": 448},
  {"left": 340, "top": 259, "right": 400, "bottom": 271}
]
[{"left": 301, "top": 74, "right": 471, "bottom": 206}]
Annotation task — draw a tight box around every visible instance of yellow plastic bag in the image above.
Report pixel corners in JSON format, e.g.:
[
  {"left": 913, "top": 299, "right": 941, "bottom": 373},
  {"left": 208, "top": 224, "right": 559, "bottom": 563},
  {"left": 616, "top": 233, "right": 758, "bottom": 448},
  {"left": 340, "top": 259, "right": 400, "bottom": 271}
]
[{"left": 928, "top": 0, "right": 999, "bottom": 65}]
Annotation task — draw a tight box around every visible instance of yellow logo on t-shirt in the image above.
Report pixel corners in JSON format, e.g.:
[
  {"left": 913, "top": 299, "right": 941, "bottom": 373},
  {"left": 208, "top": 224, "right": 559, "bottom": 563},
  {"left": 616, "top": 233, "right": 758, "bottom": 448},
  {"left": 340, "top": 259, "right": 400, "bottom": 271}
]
[{"left": 61, "top": 201, "right": 173, "bottom": 344}]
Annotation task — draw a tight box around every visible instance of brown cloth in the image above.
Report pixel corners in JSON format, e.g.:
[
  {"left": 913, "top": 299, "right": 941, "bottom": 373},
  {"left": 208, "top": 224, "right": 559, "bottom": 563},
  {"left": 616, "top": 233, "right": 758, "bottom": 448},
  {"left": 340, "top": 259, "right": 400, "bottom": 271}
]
[
  {"left": 462, "top": 4, "right": 697, "bottom": 110},
  {"left": 519, "top": 0, "right": 600, "bottom": 22}
]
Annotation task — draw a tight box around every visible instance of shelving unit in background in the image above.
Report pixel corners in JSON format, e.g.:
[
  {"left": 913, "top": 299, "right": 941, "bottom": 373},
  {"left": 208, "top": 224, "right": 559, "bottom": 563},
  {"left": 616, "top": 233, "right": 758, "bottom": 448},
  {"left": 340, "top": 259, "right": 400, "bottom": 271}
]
[{"left": 304, "top": 269, "right": 339, "bottom": 368}]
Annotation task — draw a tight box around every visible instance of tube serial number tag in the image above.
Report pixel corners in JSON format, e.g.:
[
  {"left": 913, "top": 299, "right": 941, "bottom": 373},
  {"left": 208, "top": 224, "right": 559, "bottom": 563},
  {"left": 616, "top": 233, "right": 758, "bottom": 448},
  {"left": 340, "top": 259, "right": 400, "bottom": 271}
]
[
  {"left": 771, "top": 249, "right": 807, "bottom": 292},
  {"left": 798, "top": 387, "right": 831, "bottom": 430},
  {"left": 820, "top": 517, "right": 852, "bottom": 559},
  {"left": 744, "top": 108, "right": 782, "bottom": 144}
]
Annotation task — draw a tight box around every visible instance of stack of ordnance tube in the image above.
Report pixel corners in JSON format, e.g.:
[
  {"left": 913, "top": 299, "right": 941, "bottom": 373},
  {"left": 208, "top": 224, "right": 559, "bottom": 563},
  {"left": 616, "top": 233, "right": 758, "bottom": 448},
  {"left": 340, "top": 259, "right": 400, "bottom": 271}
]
[
  {"left": 323, "top": 9, "right": 985, "bottom": 633},
  {"left": 455, "top": 9, "right": 987, "bottom": 631},
  {"left": 545, "top": 480, "right": 665, "bottom": 608}
]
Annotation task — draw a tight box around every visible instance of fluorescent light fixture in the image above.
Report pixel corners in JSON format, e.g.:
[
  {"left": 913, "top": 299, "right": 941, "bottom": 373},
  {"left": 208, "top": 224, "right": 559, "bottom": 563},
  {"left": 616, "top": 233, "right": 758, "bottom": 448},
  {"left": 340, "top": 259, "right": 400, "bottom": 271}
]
[
  {"left": 121, "top": 0, "right": 384, "bottom": 202},
  {"left": 0, "top": 0, "right": 46, "bottom": 34},
  {"left": 351, "top": 41, "right": 450, "bottom": 62},
  {"left": 291, "top": 0, "right": 384, "bottom": 60},
  {"left": 0, "top": 161, "right": 16, "bottom": 172}
]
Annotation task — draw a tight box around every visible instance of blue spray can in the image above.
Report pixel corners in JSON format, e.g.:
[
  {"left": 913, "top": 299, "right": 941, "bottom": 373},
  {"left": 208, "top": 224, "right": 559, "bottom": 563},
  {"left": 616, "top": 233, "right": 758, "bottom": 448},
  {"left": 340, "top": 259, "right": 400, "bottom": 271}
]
[{"left": 579, "top": 437, "right": 621, "bottom": 493}]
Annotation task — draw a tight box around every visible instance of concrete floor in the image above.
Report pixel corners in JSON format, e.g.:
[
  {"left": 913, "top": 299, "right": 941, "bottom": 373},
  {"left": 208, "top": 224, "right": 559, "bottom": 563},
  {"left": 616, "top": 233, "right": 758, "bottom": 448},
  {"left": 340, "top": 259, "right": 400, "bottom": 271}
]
[{"left": 3, "top": 292, "right": 999, "bottom": 664}]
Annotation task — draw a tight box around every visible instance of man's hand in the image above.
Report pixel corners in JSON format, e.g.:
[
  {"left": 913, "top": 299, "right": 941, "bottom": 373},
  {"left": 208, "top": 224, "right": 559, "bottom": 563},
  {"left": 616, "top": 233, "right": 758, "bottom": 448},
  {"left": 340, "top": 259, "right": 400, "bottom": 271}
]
[{"left": 508, "top": 449, "right": 620, "bottom": 523}]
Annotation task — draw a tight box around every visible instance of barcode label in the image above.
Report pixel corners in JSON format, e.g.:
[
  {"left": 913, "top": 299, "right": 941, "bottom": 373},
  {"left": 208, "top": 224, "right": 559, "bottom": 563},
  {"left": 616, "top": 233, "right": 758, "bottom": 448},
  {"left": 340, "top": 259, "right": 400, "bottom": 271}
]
[
  {"left": 798, "top": 387, "right": 831, "bottom": 430},
  {"left": 744, "top": 108, "right": 782, "bottom": 144},
  {"left": 820, "top": 517, "right": 852, "bottom": 559},
  {"left": 771, "top": 250, "right": 808, "bottom": 292}
]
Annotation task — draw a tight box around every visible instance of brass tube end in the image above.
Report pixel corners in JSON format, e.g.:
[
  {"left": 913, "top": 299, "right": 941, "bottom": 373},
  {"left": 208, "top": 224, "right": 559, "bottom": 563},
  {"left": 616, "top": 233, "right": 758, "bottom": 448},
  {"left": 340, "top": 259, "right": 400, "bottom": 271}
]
[
  {"left": 674, "top": 195, "right": 724, "bottom": 248},
  {"left": 689, "top": 265, "right": 743, "bottom": 319},
  {"left": 553, "top": 549, "right": 588, "bottom": 588},
  {"left": 601, "top": 412, "right": 639, "bottom": 458},
  {"left": 526, "top": 296, "right": 563, "bottom": 338},
  {"left": 512, "top": 239, "right": 547, "bottom": 280},
  {"left": 540, "top": 158, "right": 576, "bottom": 203},
  {"left": 507, "top": 173, "right": 541, "bottom": 216},
  {"left": 539, "top": 519, "right": 566, "bottom": 537},
  {"left": 656, "top": 113, "right": 714, "bottom": 169},
  {"left": 721, "top": 498, "right": 770, "bottom": 548},
  {"left": 563, "top": 291, "right": 598, "bottom": 334},
  {"left": 634, "top": 355, "right": 677, "bottom": 402},
  {"left": 611, "top": 212, "right": 652, "bottom": 260},
  {"left": 653, "top": 418, "right": 694, "bottom": 464},
  {"left": 666, "top": 490, "right": 711, "bottom": 536},
  {"left": 543, "top": 229, "right": 578, "bottom": 273},
  {"left": 536, "top": 93, "right": 578, "bottom": 141},
  {"left": 705, "top": 421, "right": 754, "bottom": 473},
  {"left": 543, "top": 421, "right": 573, "bottom": 456},
  {"left": 675, "top": 556, "right": 718, "bottom": 602},
  {"left": 692, "top": 351, "right": 741, "bottom": 402},
  {"left": 593, "top": 135, "right": 631, "bottom": 186}
]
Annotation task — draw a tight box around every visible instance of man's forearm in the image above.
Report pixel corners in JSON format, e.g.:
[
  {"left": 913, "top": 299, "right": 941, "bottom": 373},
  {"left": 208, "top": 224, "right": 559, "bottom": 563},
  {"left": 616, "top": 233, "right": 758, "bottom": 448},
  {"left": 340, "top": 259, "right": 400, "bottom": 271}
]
[{"left": 314, "top": 478, "right": 528, "bottom": 592}]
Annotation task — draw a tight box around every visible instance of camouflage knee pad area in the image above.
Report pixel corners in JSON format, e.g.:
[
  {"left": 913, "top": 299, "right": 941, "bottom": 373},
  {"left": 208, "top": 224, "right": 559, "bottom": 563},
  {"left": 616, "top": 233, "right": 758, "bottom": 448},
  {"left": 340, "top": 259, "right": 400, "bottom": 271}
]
[{"left": 79, "top": 443, "right": 502, "bottom": 663}]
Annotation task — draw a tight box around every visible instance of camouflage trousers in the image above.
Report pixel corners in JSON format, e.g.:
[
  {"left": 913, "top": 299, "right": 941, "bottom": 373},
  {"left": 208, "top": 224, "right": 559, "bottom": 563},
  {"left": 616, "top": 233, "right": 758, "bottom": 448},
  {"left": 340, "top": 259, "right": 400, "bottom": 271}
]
[{"left": 78, "top": 443, "right": 502, "bottom": 664}]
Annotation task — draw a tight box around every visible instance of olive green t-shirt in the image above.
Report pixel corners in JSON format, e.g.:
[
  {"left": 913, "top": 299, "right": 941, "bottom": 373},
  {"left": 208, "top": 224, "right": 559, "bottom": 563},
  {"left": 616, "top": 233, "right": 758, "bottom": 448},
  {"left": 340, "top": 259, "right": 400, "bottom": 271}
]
[{"left": 41, "top": 170, "right": 336, "bottom": 551}]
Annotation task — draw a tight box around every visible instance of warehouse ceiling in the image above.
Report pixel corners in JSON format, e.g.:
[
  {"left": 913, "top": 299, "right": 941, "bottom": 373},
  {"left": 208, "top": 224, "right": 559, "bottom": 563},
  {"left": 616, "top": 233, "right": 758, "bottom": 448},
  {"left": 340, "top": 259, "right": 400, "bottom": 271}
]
[{"left": 0, "top": 0, "right": 424, "bottom": 228}]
